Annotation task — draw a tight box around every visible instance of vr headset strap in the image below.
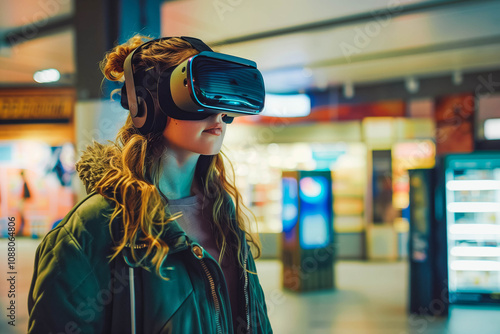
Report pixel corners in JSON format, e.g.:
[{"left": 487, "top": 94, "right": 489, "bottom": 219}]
[
  {"left": 123, "top": 36, "right": 213, "bottom": 117},
  {"left": 180, "top": 36, "right": 213, "bottom": 52},
  {"left": 123, "top": 50, "right": 141, "bottom": 117}
]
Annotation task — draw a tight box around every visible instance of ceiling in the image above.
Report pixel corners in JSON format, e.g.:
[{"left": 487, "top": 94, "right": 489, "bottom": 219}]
[
  {"left": 1, "top": 0, "right": 500, "bottom": 94},
  {"left": 0, "top": 0, "right": 74, "bottom": 86}
]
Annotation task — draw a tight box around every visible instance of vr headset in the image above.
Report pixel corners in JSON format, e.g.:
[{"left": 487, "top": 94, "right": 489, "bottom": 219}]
[{"left": 122, "top": 36, "right": 266, "bottom": 135}]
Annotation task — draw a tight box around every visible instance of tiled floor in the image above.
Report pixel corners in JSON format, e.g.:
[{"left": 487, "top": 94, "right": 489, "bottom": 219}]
[{"left": 2, "top": 238, "right": 500, "bottom": 333}]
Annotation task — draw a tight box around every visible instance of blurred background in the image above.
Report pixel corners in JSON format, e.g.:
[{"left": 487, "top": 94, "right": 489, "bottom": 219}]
[{"left": 1, "top": 0, "right": 500, "bottom": 333}]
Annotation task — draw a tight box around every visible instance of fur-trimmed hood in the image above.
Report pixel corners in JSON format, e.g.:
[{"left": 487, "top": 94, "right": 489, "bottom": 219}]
[{"left": 75, "top": 141, "right": 116, "bottom": 194}]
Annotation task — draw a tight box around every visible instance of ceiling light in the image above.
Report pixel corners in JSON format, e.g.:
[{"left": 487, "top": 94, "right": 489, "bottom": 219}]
[
  {"left": 343, "top": 82, "right": 354, "bottom": 99},
  {"left": 262, "top": 94, "right": 311, "bottom": 117},
  {"left": 315, "top": 74, "right": 328, "bottom": 91},
  {"left": 452, "top": 70, "right": 463, "bottom": 85},
  {"left": 405, "top": 77, "right": 419, "bottom": 94},
  {"left": 34, "top": 69, "right": 60, "bottom": 83}
]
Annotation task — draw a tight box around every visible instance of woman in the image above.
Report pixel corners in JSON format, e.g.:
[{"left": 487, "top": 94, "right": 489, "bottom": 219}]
[{"left": 27, "top": 35, "right": 272, "bottom": 333}]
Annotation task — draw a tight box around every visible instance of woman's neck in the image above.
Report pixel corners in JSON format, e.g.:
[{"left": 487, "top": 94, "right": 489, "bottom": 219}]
[{"left": 157, "top": 147, "right": 201, "bottom": 200}]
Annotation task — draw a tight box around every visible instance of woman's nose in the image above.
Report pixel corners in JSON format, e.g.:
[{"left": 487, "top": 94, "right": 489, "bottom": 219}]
[{"left": 215, "top": 113, "right": 227, "bottom": 120}]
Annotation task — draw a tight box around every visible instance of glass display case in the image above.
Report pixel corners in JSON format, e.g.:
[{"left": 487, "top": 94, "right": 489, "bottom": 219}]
[{"left": 444, "top": 152, "right": 500, "bottom": 303}]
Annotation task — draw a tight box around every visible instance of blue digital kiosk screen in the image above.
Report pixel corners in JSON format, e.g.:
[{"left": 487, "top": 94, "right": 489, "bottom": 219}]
[
  {"left": 299, "top": 176, "right": 331, "bottom": 249},
  {"left": 282, "top": 177, "right": 299, "bottom": 233}
]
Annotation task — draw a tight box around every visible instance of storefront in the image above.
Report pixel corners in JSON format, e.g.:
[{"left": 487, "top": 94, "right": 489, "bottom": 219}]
[
  {"left": 224, "top": 98, "right": 436, "bottom": 260},
  {"left": 0, "top": 88, "right": 77, "bottom": 238}
]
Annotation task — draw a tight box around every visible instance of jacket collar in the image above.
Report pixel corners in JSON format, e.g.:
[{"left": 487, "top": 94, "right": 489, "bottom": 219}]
[
  {"left": 87, "top": 190, "right": 190, "bottom": 254},
  {"left": 160, "top": 191, "right": 249, "bottom": 262},
  {"left": 159, "top": 218, "right": 190, "bottom": 254},
  {"left": 90, "top": 189, "right": 243, "bottom": 266}
]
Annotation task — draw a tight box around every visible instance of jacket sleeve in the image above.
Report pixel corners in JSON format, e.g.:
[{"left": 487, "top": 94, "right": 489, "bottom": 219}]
[{"left": 27, "top": 226, "right": 106, "bottom": 334}]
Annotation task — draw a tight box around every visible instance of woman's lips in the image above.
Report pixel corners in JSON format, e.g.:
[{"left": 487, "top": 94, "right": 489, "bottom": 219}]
[{"left": 203, "top": 128, "right": 222, "bottom": 136}]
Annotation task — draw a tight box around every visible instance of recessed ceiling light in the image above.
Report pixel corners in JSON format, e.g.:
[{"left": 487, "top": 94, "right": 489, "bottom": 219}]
[
  {"left": 34, "top": 69, "right": 60, "bottom": 83},
  {"left": 343, "top": 82, "right": 354, "bottom": 98},
  {"left": 452, "top": 71, "right": 463, "bottom": 85},
  {"left": 405, "top": 77, "right": 419, "bottom": 94}
]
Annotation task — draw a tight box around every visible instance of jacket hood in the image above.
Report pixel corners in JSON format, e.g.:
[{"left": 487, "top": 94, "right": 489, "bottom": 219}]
[{"left": 75, "top": 141, "right": 116, "bottom": 193}]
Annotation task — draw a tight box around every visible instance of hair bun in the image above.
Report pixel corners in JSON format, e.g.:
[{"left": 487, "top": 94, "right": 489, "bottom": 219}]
[{"left": 100, "top": 35, "right": 151, "bottom": 82}]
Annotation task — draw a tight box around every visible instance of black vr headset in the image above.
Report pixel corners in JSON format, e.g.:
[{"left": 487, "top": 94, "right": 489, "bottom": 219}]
[{"left": 121, "top": 36, "right": 266, "bottom": 135}]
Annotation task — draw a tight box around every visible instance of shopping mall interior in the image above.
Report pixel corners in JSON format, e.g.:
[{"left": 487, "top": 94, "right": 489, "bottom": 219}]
[{"left": 1, "top": 0, "right": 500, "bottom": 333}]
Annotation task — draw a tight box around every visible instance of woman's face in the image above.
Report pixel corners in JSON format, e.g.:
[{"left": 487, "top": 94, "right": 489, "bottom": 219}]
[{"left": 162, "top": 113, "right": 227, "bottom": 156}]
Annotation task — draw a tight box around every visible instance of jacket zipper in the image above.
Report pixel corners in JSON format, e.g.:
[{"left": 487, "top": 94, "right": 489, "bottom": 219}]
[
  {"left": 193, "top": 244, "right": 223, "bottom": 334},
  {"left": 200, "top": 259, "right": 222, "bottom": 334},
  {"left": 243, "top": 248, "right": 250, "bottom": 333}
]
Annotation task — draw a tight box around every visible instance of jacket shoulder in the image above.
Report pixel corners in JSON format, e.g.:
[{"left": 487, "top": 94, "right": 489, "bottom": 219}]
[
  {"left": 63, "top": 192, "right": 115, "bottom": 238},
  {"left": 37, "top": 193, "right": 116, "bottom": 264},
  {"left": 28, "top": 193, "right": 114, "bottom": 333}
]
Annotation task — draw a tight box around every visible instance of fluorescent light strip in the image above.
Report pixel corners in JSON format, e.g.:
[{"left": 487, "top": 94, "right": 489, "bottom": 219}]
[
  {"left": 33, "top": 68, "right": 60, "bottom": 83},
  {"left": 449, "top": 224, "right": 500, "bottom": 235},
  {"left": 446, "top": 180, "right": 500, "bottom": 191},
  {"left": 450, "top": 260, "right": 500, "bottom": 271},
  {"left": 261, "top": 94, "right": 311, "bottom": 117},
  {"left": 447, "top": 202, "right": 500, "bottom": 213},
  {"left": 451, "top": 246, "right": 500, "bottom": 257}
]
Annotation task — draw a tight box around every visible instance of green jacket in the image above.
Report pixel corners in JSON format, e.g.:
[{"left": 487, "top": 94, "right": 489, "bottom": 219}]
[{"left": 27, "top": 192, "right": 273, "bottom": 333}]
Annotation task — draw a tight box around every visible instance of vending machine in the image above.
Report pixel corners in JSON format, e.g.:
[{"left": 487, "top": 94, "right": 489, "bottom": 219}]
[
  {"left": 408, "top": 169, "right": 448, "bottom": 316},
  {"left": 281, "top": 170, "right": 335, "bottom": 292},
  {"left": 441, "top": 152, "right": 500, "bottom": 304}
]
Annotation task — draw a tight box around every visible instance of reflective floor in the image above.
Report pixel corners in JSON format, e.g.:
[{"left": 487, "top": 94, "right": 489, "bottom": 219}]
[
  {"left": 2, "top": 238, "right": 500, "bottom": 334},
  {"left": 256, "top": 260, "right": 500, "bottom": 334}
]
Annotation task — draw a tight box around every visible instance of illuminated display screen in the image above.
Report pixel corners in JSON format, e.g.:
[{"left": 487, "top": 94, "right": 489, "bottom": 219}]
[
  {"left": 282, "top": 177, "right": 298, "bottom": 233},
  {"left": 299, "top": 176, "right": 331, "bottom": 249}
]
